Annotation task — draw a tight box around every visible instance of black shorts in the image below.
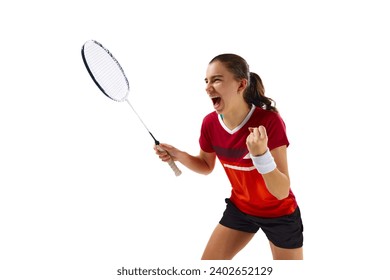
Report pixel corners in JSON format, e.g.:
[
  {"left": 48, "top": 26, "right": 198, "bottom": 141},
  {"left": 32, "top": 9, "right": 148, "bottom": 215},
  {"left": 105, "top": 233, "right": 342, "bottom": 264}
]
[{"left": 219, "top": 199, "right": 304, "bottom": 249}]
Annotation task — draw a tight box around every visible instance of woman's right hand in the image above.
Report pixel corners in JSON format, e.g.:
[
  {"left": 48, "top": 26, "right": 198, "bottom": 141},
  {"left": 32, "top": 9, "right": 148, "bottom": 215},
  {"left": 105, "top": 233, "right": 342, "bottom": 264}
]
[
  {"left": 154, "top": 144, "right": 216, "bottom": 175},
  {"left": 154, "top": 143, "right": 179, "bottom": 162}
]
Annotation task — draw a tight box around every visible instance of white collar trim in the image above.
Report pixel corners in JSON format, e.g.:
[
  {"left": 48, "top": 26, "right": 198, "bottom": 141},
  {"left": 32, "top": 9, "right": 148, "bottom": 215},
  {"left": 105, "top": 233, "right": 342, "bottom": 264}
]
[{"left": 218, "top": 104, "right": 255, "bottom": 134}]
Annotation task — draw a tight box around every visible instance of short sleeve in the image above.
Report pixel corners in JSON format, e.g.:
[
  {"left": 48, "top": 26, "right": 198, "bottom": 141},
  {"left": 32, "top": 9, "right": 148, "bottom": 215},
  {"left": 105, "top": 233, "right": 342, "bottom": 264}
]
[
  {"left": 265, "top": 112, "right": 290, "bottom": 151},
  {"left": 199, "top": 114, "right": 215, "bottom": 153}
]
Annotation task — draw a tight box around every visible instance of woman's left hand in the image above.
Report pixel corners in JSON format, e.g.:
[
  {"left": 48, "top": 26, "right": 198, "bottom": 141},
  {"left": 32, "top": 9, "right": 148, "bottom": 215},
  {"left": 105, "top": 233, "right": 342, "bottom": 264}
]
[{"left": 246, "top": 125, "right": 269, "bottom": 156}]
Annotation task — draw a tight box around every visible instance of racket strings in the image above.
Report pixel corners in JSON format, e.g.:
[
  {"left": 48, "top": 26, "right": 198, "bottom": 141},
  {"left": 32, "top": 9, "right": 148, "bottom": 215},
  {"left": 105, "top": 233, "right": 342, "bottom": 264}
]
[{"left": 83, "top": 42, "right": 129, "bottom": 101}]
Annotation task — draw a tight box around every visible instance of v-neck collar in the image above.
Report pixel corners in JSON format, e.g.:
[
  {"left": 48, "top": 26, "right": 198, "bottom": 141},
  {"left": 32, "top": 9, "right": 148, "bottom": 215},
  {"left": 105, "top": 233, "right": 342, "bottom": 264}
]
[{"left": 218, "top": 104, "right": 255, "bottom": 134}]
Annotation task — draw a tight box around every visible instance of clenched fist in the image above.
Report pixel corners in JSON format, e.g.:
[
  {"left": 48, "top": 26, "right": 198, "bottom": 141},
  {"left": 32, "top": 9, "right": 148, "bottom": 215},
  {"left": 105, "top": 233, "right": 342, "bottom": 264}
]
[{"left": 246, "top": 125, "right": 269, "bottom": 157}]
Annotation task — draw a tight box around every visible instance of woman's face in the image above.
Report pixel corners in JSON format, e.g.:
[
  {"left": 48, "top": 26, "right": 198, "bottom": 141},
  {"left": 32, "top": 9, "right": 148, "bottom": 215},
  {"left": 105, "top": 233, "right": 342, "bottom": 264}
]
[{"left": 205, "top": 61, "right": 245, "bottom": 115}]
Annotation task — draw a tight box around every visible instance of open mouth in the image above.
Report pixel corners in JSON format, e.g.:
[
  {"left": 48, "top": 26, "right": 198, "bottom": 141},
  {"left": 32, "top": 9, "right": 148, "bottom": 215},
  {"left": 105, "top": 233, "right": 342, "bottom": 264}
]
[{"left": 211, "top": 96, "right": 221, "bottom": 106}]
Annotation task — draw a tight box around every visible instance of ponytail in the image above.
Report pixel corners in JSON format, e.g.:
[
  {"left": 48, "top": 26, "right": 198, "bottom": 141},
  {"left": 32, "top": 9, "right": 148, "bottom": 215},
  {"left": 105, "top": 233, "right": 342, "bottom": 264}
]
[{"left": 244, "top": 72, "right": 278, "bottom": 113}]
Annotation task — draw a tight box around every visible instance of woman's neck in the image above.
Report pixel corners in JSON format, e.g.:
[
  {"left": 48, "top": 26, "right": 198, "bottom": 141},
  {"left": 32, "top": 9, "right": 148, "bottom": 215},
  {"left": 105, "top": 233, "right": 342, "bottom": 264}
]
[{"left": 221, "top": 103, "right": 252, "bottom": 130}]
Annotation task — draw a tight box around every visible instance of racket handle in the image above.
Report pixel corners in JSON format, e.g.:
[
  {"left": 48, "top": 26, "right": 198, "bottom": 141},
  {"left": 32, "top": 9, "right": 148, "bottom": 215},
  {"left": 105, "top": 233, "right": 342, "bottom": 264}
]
[
  {"left": 157, "top": 146, "right": 182, "bottom": 176},
  {"left": 167, "top": 158, "right": 182, "bottom": 177}
]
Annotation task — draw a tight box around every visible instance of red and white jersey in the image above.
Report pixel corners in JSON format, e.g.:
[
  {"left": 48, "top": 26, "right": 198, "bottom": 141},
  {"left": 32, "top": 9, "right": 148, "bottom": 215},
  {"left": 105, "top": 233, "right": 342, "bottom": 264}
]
[{"left": 199, "top": 105, "right": 297, "bottom": 218}]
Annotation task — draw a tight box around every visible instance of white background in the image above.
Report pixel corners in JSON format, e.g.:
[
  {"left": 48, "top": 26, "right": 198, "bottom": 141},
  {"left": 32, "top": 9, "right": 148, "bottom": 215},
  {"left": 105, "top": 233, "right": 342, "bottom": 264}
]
[{"left": 1, "top": 0, "right": 389, "bottom": 279}]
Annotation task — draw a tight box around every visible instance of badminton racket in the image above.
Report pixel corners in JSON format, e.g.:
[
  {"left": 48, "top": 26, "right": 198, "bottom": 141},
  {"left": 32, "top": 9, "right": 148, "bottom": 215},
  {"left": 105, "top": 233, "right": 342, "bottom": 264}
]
[{"left": 81, "top": 40, "right": 182, "bottom": 176}]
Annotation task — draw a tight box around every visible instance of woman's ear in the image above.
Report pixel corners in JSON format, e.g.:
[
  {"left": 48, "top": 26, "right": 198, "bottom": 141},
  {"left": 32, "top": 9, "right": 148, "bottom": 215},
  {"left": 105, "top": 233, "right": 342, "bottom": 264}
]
[{"left": 238, "top": 79, "right": 248, "bottom": 93}]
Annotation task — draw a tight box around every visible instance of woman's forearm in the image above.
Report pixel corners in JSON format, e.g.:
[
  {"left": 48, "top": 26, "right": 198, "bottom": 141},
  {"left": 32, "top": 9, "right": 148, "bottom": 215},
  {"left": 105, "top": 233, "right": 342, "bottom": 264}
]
[
  {"left": 261, "top": 169, "right": 290, "bottom": 200},
  {"left": 176, "top": 151, "right": 214, "bottom": 175}
]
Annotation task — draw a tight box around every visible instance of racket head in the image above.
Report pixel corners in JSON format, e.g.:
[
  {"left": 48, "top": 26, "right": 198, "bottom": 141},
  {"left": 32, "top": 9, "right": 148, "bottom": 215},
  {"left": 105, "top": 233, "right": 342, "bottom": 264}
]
[{"left": 81, "top": 40, "right": 129, "bottom": 102}]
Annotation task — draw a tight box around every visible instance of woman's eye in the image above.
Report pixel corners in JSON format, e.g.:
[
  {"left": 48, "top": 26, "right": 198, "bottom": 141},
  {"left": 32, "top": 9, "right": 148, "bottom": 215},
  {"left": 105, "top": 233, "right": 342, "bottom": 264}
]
[{"left": 205, "top": 78, "right": 221, "bottom": 84}]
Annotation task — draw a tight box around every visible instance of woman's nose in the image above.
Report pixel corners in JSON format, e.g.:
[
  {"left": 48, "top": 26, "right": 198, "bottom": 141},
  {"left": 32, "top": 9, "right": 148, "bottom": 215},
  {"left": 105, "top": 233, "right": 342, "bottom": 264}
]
[{"left": 205, "top": 82, "right": 212, "bottom": 93}]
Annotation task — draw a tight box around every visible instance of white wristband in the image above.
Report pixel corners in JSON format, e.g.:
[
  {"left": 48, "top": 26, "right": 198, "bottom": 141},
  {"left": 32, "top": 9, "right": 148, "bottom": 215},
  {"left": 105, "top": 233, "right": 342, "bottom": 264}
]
[{"left": 250, "top": 149, "right": 276, "bottom": 174}]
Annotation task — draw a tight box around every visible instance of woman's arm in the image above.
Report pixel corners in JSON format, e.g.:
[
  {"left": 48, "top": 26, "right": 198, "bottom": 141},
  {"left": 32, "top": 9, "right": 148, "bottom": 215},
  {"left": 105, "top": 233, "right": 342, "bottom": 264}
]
[
  {"left": 262, "top": 145, "right": 290, "bottom": 200},
  {"left": 155, "top": 143, "right": 216, "bottom": 175},
  {"left": 246, "top": 126, "right": 290, "bottom": 200}
]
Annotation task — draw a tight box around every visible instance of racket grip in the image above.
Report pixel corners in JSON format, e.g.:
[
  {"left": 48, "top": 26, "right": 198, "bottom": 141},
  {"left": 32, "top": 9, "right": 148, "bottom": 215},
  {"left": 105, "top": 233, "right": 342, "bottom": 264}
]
[
  {"left": 167, "top": 158, "right": 182, "bottom": 177},
  {"left": 157, "top": 146, "right": 182, "bottom": 176}
]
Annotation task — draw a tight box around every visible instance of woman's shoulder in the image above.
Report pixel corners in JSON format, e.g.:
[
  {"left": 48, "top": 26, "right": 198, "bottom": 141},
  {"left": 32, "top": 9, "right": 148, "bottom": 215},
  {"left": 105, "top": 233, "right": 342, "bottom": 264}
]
[
  {"left": 253, "top": 106, "right": 282, "bottom": 120},
  {"left": 251, "top": 106, "right": 287, "bottom": 131},
  {"left": 202, "top": 111, "right": 219, "bottom": 123}
]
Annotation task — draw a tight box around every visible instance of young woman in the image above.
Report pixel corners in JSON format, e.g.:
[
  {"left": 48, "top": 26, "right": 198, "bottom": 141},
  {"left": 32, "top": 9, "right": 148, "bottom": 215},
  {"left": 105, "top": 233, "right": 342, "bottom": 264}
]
[{"left": 155, "top": 54, "right": 303, "bottom": 260}]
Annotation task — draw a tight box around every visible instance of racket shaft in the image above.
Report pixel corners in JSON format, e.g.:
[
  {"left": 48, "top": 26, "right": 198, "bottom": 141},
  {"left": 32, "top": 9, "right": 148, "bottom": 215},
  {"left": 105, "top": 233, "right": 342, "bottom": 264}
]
[
  {"left": 157, "top": 146, "right": 182, "bottom": 176},
  {"left": 125, "top": 100, "right": 182, "bottom": 176}
]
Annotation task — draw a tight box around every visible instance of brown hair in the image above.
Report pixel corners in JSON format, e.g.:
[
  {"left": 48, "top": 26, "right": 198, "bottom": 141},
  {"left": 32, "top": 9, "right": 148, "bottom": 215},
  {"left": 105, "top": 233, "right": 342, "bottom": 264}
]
[{"left": 209, "top": 54, "right": 278, "bottom": 112}]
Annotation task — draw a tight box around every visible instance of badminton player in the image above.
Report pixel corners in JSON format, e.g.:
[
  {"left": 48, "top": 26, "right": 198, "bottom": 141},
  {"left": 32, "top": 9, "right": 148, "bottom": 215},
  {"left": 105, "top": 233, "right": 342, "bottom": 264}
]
[{"left": 155, "top": 54, "right": 303, "bottom": 260}]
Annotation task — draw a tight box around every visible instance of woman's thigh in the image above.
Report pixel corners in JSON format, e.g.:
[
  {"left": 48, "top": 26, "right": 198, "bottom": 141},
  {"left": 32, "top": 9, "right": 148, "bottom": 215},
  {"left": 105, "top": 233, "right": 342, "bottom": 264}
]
[
  {"left": 201, "top": 224, "right": 255, "bottom": 260},
  {"left": 269, "top": 241, "right": 303, "bottom": 260}
]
